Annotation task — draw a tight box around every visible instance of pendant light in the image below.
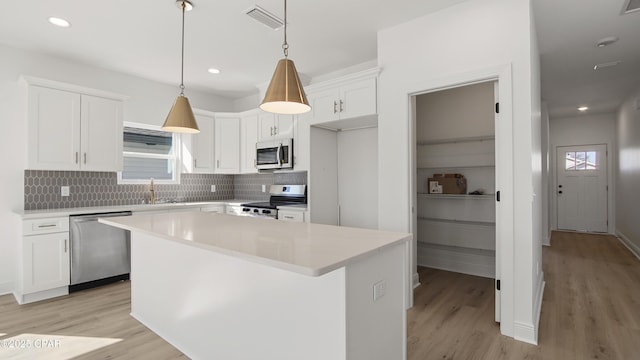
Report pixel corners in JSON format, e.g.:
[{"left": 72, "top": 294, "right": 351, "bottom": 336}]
[
  {"left": 162, "top": 0, "right": 200, "bottom": 133},
  {"left": 260, "top": 0, "right": 311, "bottom": 115}
]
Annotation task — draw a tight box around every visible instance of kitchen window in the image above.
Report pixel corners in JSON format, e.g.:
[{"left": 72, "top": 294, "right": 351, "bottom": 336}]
[{"left": 118, "top": 122, "right": 180, "bottom": 184}]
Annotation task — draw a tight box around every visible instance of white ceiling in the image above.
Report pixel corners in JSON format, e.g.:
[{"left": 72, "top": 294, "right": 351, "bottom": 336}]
[
  {"left": 0, "top": 0, "right": 467, "bottom": 99},
  {"left": 1, "top": 0, "right": 639, "bottom": 117},
  {"left": 534, "top": 0, "right": 640, "bottom": 117}
]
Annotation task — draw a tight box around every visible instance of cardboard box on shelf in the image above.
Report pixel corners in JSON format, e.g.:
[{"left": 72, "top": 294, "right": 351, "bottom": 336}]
[{"left": 427, "top": 174, "right": 467, "bottom": 194}]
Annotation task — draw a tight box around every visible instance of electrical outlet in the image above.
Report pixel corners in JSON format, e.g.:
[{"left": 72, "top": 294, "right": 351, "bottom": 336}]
[
  {"left": 373, "top": 280, "right": 386, "bottom": 302},
  {"left": 210, "top": 185, "right": 216, "bottom": 192},
  {"left": 262, "top": 184, "right": 266, "bottom": 192},
  {"left": 61, "top": 186, "right": 70, "bottom": 197}
]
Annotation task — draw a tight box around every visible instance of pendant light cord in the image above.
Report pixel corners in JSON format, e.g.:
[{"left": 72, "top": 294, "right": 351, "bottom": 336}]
[
  {"left": 282, "top": 0, "right": 289, "bottom": 58},
  {"left": 180, "top": 1, "right": 186, "bottom": 96}
]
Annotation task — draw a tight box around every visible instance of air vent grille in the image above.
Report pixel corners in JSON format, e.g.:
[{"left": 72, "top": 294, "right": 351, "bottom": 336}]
[
  {"left": 244, "top": 5, "right": 283, "bottom": 30},
  {"left": 622, "top": 0, "right": 640, "bottom": 14}
]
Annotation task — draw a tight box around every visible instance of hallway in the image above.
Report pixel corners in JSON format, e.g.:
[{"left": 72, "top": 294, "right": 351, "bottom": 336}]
[{"left": 407, "top": 231, "right": 640, "bottom": 359}]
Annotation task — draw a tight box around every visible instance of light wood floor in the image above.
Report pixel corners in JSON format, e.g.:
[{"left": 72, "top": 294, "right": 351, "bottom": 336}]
[
  {"left": 1, "top": 231, "right": 639, "bottom": 359},
  {"left": 408, "top": 231, "right": 640, "bottom": 359}
]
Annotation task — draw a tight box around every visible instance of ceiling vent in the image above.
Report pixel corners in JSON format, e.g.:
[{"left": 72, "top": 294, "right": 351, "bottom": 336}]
[
  {"left": 622, "top": 0, "right": 640, "bottom": 14},
  {"left": 244, "top": 5, "right": 283, "bottom": 30}
]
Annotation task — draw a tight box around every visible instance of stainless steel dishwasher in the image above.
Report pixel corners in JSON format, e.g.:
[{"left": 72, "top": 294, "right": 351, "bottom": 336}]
[{"left": 69, "top": 211, "right": 132, "bottom": 292}]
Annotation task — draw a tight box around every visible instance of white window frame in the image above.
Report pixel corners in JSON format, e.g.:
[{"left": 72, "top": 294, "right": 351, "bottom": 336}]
[{"left": 118, "top": 121, "right": 182, "bottom": 185}]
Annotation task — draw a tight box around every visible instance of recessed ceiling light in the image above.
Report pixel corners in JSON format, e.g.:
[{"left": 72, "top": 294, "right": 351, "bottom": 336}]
[
  {"left": 48, "top": 17, "right": 71, "bottom": 28},
  {"left": 593, "top": 60, "right": 622, "bottom": 70},
  {"left": 578, "top": 106, "right": 589, "bottom": 112},
  {"left": 207, "top": 68, "right": 220, "bottom": 74},
  {"left": 596, "top": 36, "right": 619, "bottom": 47}
]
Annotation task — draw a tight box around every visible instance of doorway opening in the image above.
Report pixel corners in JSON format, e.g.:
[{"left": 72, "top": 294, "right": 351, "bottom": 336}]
[{"left": 411, "top": 80, "right": 500, "bottom": 322}]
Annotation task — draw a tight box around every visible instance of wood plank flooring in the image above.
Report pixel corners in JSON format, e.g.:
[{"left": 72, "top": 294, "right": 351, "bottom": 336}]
[
  {"left": 1, "top": 230, "right": 639, "bottom": 359},
  {"left": 408, "top": 231, "right": 640, "bottom": 360}
]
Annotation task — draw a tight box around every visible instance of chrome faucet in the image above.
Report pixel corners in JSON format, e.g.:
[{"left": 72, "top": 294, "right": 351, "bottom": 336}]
[{"left": 149, "top": 178, "right": 156, "bottom": 204}]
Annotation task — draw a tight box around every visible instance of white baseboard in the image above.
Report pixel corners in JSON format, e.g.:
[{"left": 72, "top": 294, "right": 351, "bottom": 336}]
[
  {"left": 0, "top": 281, "right": 14, "bottom": 296},
  {"left": 513, "top": 321, "right": 537, "bottom": 345},
  {"left": 617, "top": 230, "right": 640, "bottom": 261},
  {"left": 417, "top": 244, "right": 495, "bottom": 278},
  {"left": 412, "top": 272, "right": 420, "bottom": 289}
]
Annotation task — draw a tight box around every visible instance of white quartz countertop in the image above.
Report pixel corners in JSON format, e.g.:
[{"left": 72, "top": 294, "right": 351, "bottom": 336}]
[
  {"left": 100, "top": 212, "right": 411, "bottom": 277},
  {"left": 17, "top": 199, "right": 254, "bottom": 219}
]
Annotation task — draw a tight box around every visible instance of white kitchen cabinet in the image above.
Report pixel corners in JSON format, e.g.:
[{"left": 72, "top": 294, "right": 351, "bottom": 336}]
[
  {"left": 190, "top": 112, "right": 216, "bottom": 173},
  {"left": 240, "top": 111, "right": 259, "bottom": 174},
  {"left": 278, "top": 210, "right": 306, "bottom": 223},
  {"left": 258, "top": 112, "right": 295, "bottom": 141},
  {"left": 214, "top": 114, "right": 240, "bottom": 174},
  {"left": 17, "top": 217, "right": 70, "bottom": 304},
  {"left": 226, "top": 205, "right": 244, "bottom": 216},
  {"left": 200, "top": 205, "right": 225, "bottom": 213},
  {"left": 26, "top": 79, "right": 125, "bottom": 171},
  {"left": 307, "top": 75, "right": 377, "bottom": 125}
]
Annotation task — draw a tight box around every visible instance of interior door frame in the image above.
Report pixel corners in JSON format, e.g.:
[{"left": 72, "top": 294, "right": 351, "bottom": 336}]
[
  {"left": 406, "top": 64, "right": 514, "bottom": 336},
  {"left": 554, "top": 143, "right": 609, "bottom": 233}
]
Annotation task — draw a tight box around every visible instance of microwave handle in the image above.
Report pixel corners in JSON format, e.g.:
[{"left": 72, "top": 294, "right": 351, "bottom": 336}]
[{"left": 277, "top": 144, "right": 283, "bottom": 166}]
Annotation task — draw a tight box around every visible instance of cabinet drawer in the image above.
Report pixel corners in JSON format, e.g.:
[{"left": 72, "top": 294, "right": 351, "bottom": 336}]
[
  {"left": 23, "top": 217, "right": 69, "bottom": 236},
  {"left": 278, "top": 211, "right": 304, "bottom": 222}
]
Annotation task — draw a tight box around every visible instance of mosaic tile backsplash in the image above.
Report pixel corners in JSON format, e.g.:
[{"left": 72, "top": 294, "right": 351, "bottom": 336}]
[
  {"left": 233, "top": 172, "right": 308, "bottom": 201},
  {"left": 24, "top": 170, "right": 307, "bottom": 210}
]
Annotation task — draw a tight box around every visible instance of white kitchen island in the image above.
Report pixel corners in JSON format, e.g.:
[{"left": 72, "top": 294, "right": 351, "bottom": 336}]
[{"left": 100, "top": 212, "right": 411, "bottom": 360}]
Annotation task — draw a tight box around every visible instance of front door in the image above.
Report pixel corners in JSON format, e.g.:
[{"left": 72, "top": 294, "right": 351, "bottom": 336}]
[{"left": 556, "top": 144, "right": 608, "bottom": 232}]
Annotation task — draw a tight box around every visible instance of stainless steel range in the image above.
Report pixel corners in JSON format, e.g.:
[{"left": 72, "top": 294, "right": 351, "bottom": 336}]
[{"left": 241, "top": 185, "right": 306, "bottom": 219}]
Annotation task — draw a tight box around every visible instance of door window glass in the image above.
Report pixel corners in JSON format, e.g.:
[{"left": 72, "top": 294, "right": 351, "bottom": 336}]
[{"left": 565, "top": 151, "right": 597, "bottom": 171}]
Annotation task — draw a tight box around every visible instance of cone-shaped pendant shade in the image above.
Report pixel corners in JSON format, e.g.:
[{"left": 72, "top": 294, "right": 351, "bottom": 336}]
[
  {"left": 162, "top": 95, "right": 200, "bottom": 133},
  {"left": 260, "top": 58, "right": 311, "bottom": 115}
]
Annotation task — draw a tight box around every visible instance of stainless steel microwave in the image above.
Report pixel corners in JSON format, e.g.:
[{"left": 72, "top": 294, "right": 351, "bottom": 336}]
[{"left": 256, "top": 138, "right": 293, "bottom": 170}]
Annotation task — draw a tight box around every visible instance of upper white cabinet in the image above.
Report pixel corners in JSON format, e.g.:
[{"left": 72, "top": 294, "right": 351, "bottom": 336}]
[
  {"left": 306, "top": 73, "right": 377, "bottom": 125},
  {"left": 258, "top": 112, "right": 295, "bottom": 141},
  {"left": 190, "top": 111, "right": 216, "bottom": 173},
  {"left": 240, "top": 111, "right": 259, "bottom": 174},
  {"left": 25, "top": 77, "right": 126, "bottom": 171},
  {"left": 214, "top": 114, "right": 240, "bottom": 174}
]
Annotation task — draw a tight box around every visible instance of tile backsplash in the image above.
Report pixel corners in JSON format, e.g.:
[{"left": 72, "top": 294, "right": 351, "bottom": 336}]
[
  {"left": 233, "top": 172, "right": 307, "bottom": 201},
  {"left": 24, "top": 171, "right": 233, "bottom": 210},
  {"left": 24, "top": 170, "right": 307, "bottom": 210}
]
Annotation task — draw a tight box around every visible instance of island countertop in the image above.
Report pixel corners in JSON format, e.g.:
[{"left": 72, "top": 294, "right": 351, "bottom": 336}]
[{"left": 100, "top": 211, "right": 411, "bottom": 277}]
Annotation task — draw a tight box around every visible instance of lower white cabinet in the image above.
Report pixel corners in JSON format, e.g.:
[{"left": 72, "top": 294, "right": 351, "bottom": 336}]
[
  {"left": 225, "top": 205, "right": 244, "bottom": 216},
  {"left": 18, "top": 217, "right": 70, "bottom": 304},
  {"left": 278, "top": 210, "right": 306, "bottom": 223},
  {"left": 201, "top": 205, "right": 225, "bottom": 213}
]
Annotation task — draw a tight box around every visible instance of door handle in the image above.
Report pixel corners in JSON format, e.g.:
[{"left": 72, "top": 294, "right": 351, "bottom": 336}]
[
  {"left": 270, "top": 127, "right": 274, "bottom": 136},
  {"left": 274, "top": 126, "right": 277, "bottom": 135},
  {"left": 217, "top": 160, "right": 220, "bottom": 168},
  {"left": 75, "top": 152, "right": 79, "bottom": 164},
  {"left": 333, "top": 101, "right": 338, "bottom": 114},
  {"left": 194, "top": 159, "right": 197, "bottom": 168},
  {"left": 339, "top": 99, "right": 344, "bottom": 112},
  {"left": 64, "top": 239, "right": 68, "bottom": 253},
  {"left": 84, "top": 153, "right": 87, "bottom": 164}
]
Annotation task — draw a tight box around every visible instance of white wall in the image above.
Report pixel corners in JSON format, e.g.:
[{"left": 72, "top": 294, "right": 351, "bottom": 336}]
[
  {"left": 616, "top": 86, "right": 640, "bottom": 255},
  {"left": 0, "top": 43, "right": 235, "bottom": 295},
  {"left": 377, "top": 0, "right": 541, "bottom": 343},
  {"left": 548, "top": 113, "right": 617, "bottom": 234}
]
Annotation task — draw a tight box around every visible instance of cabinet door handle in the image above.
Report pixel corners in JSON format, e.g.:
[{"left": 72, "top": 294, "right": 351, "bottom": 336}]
[
  {"left": 339, "top": 100, "right": 344, "bottom": 112},
  {"left": 217, "top": 160, "right": 220, "bottom": 168},
  {"left": 333, "top": 101, "right": 338, "bottom": 114},
  {"left": 37, "top": 224, "right": 56, "bottom": 228},
  {"left": 75, "top": 152, "right": 79, "bottom": 164},
  {"left": 64, "top": 239, "right": 68, "bottom": 253},
  {"left": 284, "top": 215, "right": 294, "bottom": 219},
  {"left": 274, "top": 126, "right": 278, "bottom": 135},
  {"left": 270, "top": 126, "right": 274, "bottom": 136},
  {"left": 84, "top": 153, "right": 87, "bottom": 164},
  {"left": 194, "top": 159, "right": 197, "bottom": 168}
]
